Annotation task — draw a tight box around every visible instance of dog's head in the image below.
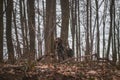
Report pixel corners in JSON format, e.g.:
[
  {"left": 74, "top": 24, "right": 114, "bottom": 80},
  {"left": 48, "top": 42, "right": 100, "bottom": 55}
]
[{"left": 55, "top": 37, "right": 62, "bottom": 45}]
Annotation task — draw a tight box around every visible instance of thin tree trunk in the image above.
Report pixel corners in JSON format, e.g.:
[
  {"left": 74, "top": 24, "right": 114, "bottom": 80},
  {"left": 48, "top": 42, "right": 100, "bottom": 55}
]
[
  {"left": 24, "top": 0, "right": 29, "bottom": 54},
  {"left": 85, "top": 0, "right": 90, "bottom": 61},
  {"left": 106, "top": 0, "right": 114, "bottom": 59},
  {"left": 71, "top": 0, "right": 75, "bottom": 52},
  {"left": 112, "top": 1, "right": 117, "bottom": 64},
  {"left": 0, "top": 0, "right": 3, "bottom": 62},
  {"left": 95, "top": 0, "right": 100, "bottom": 58},
  {"left": 103, "top": 0, "right": 108, "bottom": 58},
  {"left": 117, "top": 13, "right": 120, "bottom": 65},
  {"left": 20, "top": 0, "right": 25, "bottom": 57},
  {"left": 74, "top": 0, "right": 78, "bottom": 61},
  {"left": 13, "top": 4, "right": 21, "bottom": 58},
  {"left": 90, "top": 0, "right": 93, "bottom": 55},
  {"left": 37, "top": 0, "right": 42, "bottom": 58},
  {"left": 77, "top": 0, "right": 81, "bottom": 61}
]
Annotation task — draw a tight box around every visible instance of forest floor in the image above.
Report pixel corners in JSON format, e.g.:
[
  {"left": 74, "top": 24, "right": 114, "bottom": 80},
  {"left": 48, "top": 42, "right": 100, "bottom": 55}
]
[{"left": 0, "top": 58, "right": 120, "bottom": 80}]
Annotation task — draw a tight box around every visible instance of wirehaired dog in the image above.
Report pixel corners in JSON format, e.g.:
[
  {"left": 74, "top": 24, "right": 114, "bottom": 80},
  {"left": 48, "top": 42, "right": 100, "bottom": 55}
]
[{"left": 55, "top": 38, "right": 74, "bottom": 62}]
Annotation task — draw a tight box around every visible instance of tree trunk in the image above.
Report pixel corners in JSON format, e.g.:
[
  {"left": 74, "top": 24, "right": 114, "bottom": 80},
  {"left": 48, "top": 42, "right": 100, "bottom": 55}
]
[
  {"left": 71, "top": 0, "right": 75, "bottom": 52},
  {"left": 0, "top": 0, "right": 3, "bottom": 62},
  {"left": 85, "top": 0, "right": 90, "bottom": 61},
  {"left": 102, "top": 0, "right": 108, "bottom": 58},
  {"left": 95, "top": 0, "right": 100, "bottom": 58},
  {"left": 37, "top": 0, "right": 42, "bottom": 58},
  {"left": 60, "top": 0, "right": 70, "bottom": 46},
  {"left": 6, "top": 0, "right": 14, "bottom": 64},
  {"left": 112, "top": 0, "right": 117, "bottom": 64},
  {"left": 24, "top": 0, "right": 29, "bottom": 57},
  {"left": 20, "top": 0, "right": 29, "bottom": 59},
  {"left": 13, "top": 4, "right": 21, "bottom": 59},
  {"left": 117, "top": 14, "right": 120, "bottom": 65},
  {"left": 77, "top": 0, "right": 81, "bottom": 61},
  {"left": 44, "top": 0, "right": 56, "bottom": 62},
  {"left": 89, "top": 0, "right": 94, "bottom": 59},
  {"left": 28, "top": 0, "right": 35, "bottom": 60},
  {"left": 106, "top": 0, "right": 114, "bottom": 59}
]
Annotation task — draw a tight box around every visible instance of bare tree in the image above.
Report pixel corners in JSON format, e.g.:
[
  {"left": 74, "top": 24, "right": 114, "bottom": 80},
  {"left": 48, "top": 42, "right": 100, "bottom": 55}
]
[
  {"left": 95, "top": 0, "right": 100, "bottom": 58},
  {"left": 85, "top": 0, "right": 90, "bottom": 60},
  {"left": 0, "top": 0, "right": 3, "bottom": 62},
  {"left": 77, "top": 0, "right": 81, "bottom": 61},
  {"left": 37, "top": 0, "right": 42, "bottom": 58},
  {"left": 20, "top": 0, "right": 29, "bottom": 58},
  {"left": 44, "top": 0, "right": 56, "bottom": 58},
  {"left": 27, "top": 0, "right": 35, "bottom": 60},
  {"left": 6, "top": 0, "right": 14, "bottom": 63},
  {"left": 70, "top": 0, "right": 76, "bottom": 52},
  {"left": 102, "top": 0, "right": 108, "bottom": 58},
  {"left": 106, "top": 0, "right": 114, "bottom": 60},
  {"left": 117, "top": 7, "right": 120, "bottom": 66},
  {"left": 13, "top": 2, "right": 21, "bottom": 59},
  {"left": 60, "top": 0, "right": 70, "bottom": 46},
  {"left": 112, "top": 0, "right": 117, "bottom": 64}
]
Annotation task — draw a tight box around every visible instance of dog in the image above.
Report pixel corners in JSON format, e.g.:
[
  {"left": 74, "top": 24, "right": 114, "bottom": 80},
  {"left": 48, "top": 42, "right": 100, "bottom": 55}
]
[{"left": 55, "top": 38, "right": 74, "bottom": 62}]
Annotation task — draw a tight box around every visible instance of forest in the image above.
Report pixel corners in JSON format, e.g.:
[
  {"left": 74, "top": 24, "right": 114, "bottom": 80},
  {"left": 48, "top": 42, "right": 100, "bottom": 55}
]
[{"left": 0, "top": 0, "right": 120, "bottom": 80}]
